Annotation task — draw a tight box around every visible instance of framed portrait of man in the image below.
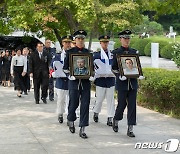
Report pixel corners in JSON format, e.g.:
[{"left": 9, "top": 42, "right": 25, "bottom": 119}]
[
  {"left": 116, "top": 54, "right": 143, "bottom": 78},
  {"left": 69, "top": 53, "right": 93, "bottom": 79}
]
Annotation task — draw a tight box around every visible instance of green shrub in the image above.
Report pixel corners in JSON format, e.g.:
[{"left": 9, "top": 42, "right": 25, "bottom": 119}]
[
  {"left": 144, "top": 40, "right": 169, "bottom": 56},
  {"left": 138, "top": 68, "right": 180, "bottom": 118},
  {"left": 144, "top": 42, "right": 151, "bottom": 56},
  {"left": 131, "top": 39, "right": 151, "bottom": 56},
  {"left": 172, "top": 43, "right": 180, "bottom": 67},
  {"left": 130, "top": 38, "right": 139, "bottom": 47},
  {"left": 160, "top": 43, "right": 174, "bottom": 59}
]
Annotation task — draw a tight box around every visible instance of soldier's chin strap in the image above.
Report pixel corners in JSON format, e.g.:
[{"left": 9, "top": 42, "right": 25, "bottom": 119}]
[{"left": 77, "top": 46, "right": 83, "bottom": 51}]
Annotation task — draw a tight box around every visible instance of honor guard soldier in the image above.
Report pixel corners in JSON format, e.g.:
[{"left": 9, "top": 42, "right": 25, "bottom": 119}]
[
  {"left": 50, "top": 35, "right": 72, "bottom": 123},
  {"left": 29, "top": 42, "right": 51, "bottom": 104},
  {"left": 93, "top": 35, "right": 115, "bottom": 126},
  {"left": 44, "top": 39, "right": 56, "bottom": 101},
  {"left": 111, "top": 30, "right": 144, "bottom": 137},
  {"left": 63, "top": 30, "right": 94, "bottom": 139}
]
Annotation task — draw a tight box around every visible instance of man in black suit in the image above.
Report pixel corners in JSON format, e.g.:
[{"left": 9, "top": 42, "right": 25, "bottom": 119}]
[{"left": 29, "top": 42, "right": 51, "bottom": 104}]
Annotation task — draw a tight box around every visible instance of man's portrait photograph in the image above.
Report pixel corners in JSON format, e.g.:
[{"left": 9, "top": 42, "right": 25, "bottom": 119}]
[{"left": 73, "top": 57, "right": 89, "bottom": 76}]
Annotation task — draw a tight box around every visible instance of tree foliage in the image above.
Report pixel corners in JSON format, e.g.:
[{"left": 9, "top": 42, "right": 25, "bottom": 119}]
[
  {"left": 133, "top": 16, "right": 163, "bottom": 35},
  {"left": 0, "top": 0, "right": 179, "bottom": 45}
]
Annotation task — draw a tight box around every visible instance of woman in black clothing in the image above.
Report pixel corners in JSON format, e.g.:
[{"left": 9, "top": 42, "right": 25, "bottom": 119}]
[
  {"left": 1, "top": 50, "right": 11, "bottom": 87},
  {"left": 11, "top": 49, "right": 27, "bottom": 97}
]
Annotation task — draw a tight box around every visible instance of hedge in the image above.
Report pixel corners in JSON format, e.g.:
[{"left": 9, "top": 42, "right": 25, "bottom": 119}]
[
  {"left": 172, "top": 43, "right": 180, "bottom": 67},
  {"left": 131, "top": 39, "right": 152, "bottom": 56},
  {"left": 144, "top": 40, "right": 169, "bottom": 56},
  {"left": 138, "top": 68, "right": 180, "bottom": 118},
  {"left": 160, "top": 43, "right": 174, "bottom": 59}
]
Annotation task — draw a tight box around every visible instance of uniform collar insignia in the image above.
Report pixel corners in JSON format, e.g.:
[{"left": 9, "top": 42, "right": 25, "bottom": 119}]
[{"left": 124, "top": 50, "right": 129, "bottom": 54}]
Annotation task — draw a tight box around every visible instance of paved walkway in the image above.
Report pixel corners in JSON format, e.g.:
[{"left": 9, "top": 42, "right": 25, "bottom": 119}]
[
  {"left": 140, "top": 56, "right": 179, "bottom": 70},
  {"left": 0, "top": 86, "right": 180, "bottom": 154}
]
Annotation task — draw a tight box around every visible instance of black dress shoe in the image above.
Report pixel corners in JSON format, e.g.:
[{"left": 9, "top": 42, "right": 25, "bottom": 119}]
[
  {"left": 107, "top": 121, "right": 113, "bottom": 126},
  {"left": 93, "top": 113, "right": 98, "bottom": 123},
  {"left": 127, "top": 131, "right": 135, "bottom": 137},
  {"left": 112, "top": 119, "right": 118, "bottom": 132},
  {"left": 68, "top": 122, "right": 75, "bottom": 133},
  {"left": 49, "top": 98, "right": 54, "bottom": 101},
  {"left": 24, "top": 92, "right": 28, "bottom": 95},
  {"left": 42, "top": 98, "right": 47, "bottom": 104},
  {"left": 107, "top": 117, "right": 113, "bottom": 126},
  {"left": 58, "top": 116, "right": 63, "bottom": 123},
  {"left": 79, "top": 129, "right": 88, "bottom": 139},
  {"left": 17, "top": 94, "right": 21, "bottom": 97}
]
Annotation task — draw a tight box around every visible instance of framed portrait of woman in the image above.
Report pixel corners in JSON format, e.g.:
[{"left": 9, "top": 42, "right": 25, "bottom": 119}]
[{"left": 116, "top": 54, "right": 143, "bottom": 78}]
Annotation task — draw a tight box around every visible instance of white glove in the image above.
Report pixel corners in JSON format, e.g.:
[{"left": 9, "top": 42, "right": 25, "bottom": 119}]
[
  {"left": 89, "top": 76, "right": 95, "bottom": 82},
  {"left": 138, "top": 76, "right": 145, "bottom": 80},
  {"left": 63, "top": 69, "right": 70, "bottom": 73},
  {"left": 68, "top": 75, "right": 76, "bottom": 80},
  {"left": 52, "top": 72, "right": 59, "bottom": 78},
  {"left": 119, "top": 76, "right": 127, "bottom": 81}
]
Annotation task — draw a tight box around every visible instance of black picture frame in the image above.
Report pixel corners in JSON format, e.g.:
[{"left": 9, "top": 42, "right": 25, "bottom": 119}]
[
  {"left": 69, "top": 53, "right": 93, "bottom": 79},
  {"left": 116, "top": 54, "right": 143, "bottom": 78}
]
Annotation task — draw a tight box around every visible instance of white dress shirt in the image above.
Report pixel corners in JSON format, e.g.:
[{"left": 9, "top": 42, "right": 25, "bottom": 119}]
[{"left": 11, "top": 55, "right": 27, "bottom": 74}]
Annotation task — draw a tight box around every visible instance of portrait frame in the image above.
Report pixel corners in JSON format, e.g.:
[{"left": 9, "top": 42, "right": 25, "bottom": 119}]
[
  {"left": 116, "top": 54, "right": 143, "bottom": 78},
  {"left": 69, "top": 53, "right": 93, "bottom": 79}
]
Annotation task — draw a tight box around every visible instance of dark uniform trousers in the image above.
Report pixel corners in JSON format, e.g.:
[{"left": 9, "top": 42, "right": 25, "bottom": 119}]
[
  {"left": 112, "top": 46, "right": 138, "bottom": 126},
  {"left": 67, "top": 80, "right": 91, "bottom": 127},
  {"left": 114, "top": 87, "right": 137, "bottom": 125},
  {"left": 33, "top": 73, "right": 49, "bottom": 101}
]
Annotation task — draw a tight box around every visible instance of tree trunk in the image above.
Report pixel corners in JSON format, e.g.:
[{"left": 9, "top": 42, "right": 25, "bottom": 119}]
[
  {"left": 63, "top": 8, "right": 79, "bottom": 34},
  {"left": 88, "top": 30, "right": 93, "bottom": 51},
  {"left": 53, "top": 28, "right": 62, "bottom": 47},
  {"left": 88, "top": 23, "right": 97, "bottom": 51}
]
